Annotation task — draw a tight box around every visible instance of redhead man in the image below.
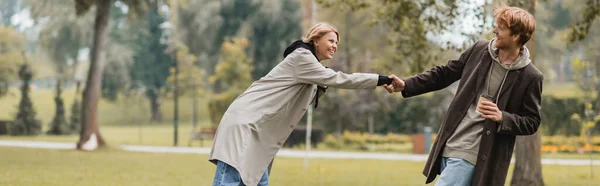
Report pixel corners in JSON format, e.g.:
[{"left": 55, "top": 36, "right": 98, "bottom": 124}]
[{"left": 385, "top": 5, "right": 542, "bottom": 186}]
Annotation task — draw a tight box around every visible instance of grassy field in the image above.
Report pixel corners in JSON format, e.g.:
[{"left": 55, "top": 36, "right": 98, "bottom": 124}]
[
  {"left": 0, "top": 124, "right": 213, "bottom": 147},
  {"left": 0, "top": 146, "right": 598, "bottom": 186},
  {"left": 0, "top": 84, "right": 598, "bottom": 185},
  {"left": 542, "top": 82, "right": 592, "bottom": 98},
  {"left": 1, "top": 124, "right": 598, "bottom": 160},
  {"left": 0, "top": 87, "right": 210, "bottom": 126}
]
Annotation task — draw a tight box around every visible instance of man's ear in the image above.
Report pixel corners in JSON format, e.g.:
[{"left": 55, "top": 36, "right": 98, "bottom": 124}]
[{"left": 511, "top": 34, "right": 520, "bottom": 44}]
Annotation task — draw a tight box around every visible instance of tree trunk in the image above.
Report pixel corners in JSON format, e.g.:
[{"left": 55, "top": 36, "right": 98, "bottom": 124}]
[
  {"left": 511, "top": 1, "right": 544, "bottom": 185},
  {"left": 148, "top": 89, "right": 163, "bottom": 123},
  {"left": 48, "top": 78, "right": 67, "bottom": 135},
  {"left": 76, "top": 0, "right": 111, "bottom": 150},
  {"left": 511, "top": 132, "right": 544, "bottom": 186}
]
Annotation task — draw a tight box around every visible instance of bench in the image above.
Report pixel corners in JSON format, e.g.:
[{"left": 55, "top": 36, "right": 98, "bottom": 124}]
[{"left": 188, "top": 127, "right": 217, "bottom": 147}]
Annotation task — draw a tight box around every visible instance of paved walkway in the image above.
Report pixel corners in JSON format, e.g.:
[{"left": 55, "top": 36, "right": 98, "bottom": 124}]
[{"left": 1, "top": 140, "right": 598, "bottom": 166}]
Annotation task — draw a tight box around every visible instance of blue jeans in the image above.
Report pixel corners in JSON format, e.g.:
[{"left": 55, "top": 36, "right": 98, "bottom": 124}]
[
  {"left": 435, "top": 157, "right": 475, "bottom": 186},
  {"left": 212, "top": 161, "right": 269, "bottom": 186}
]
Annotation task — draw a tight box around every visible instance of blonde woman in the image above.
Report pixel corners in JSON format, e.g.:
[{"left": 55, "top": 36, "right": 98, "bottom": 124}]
[{"left": 209, "top": 22, "right": 393, "bottom": 186}]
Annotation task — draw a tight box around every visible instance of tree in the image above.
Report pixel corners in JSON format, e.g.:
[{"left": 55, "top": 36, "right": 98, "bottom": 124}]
[
  {"left": 129, "top": 1, "right": 173, "bottom": 123},
  {"left": 0, "top": 26, "right": 25, "bottom": 98},
  {"left": 165, "top": 46, "right": 205, "bottom": 128},
  {"left": 29, "top": 0, "right": 93, "bottom": 135},
  {"left": 73, "top": 0, "right": 148, "bottom": 149},
  {"left": 47, "top": 81, "right": 70, "bottom": 135},
  {"left": 566, "top": 0, "right": 600, "bottom": 180},
  {"left": 207, "top": 0, "right": 260, "bottom": 77},
  {"left": 571, "top": 45, "right": 600, "bottom": 181},
  {"left": 316, "top": 0, "right": 489, "bottom": 74},
  {"left": 11, "top": 61, "right": 42, "bottom": 136},
  {"left": 175, "top": 0, "right": 221, "bottom": 61},
  {"left": 70, "top": 93, "right": 82, "bottom": 134},
  {"left": 248, "top": 0, "right": 303, "bottom": 79},
  {"left": 568, "top": 0, "right": 600, "bottom": 43},
  {"left": 100, "top": 3, "right": 137, "bottom": 102},
  {"left": 208, "top": 37, "right": 254, "bottom": 126}
]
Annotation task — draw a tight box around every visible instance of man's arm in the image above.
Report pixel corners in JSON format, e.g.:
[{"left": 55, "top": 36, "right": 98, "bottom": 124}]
[{"left": 392, "top": 41, "right": 483, "bottom": 98}]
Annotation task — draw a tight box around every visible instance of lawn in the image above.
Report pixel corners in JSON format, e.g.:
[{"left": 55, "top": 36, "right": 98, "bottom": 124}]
[
  {"left": 0, "top": 87, "right": 210, "bottom": 126},
  {"left": 542, "top": 82, "right": 591, "bottom": 98},
  {"left": 0, "top": 146, "right": 598, "bottom": 186},
  {"left": 1, "top": 124, "right": 598, "bottom": 160},
  {"left": 0, "top": 124, "right": 213, "bottom": 147}
]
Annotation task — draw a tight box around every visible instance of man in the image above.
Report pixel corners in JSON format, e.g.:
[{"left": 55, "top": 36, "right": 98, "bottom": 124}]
[{"left": 384, "top": 6, "right": 543, "bottom": 186}]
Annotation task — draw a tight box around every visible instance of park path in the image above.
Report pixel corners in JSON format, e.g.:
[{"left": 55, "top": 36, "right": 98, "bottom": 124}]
[{"left": 1, "top": 140, "right": 598, "bottom": 166}]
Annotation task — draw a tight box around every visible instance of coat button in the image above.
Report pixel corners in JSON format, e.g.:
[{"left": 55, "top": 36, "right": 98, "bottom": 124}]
[
  {"left": 278, "top": 142, "right": 283, "bottom": 145},
  {"left": 482, "top": 155, "right": 487, "bottom": 161},
  {"left": 486, "top": 130, "right": 491, "bottom": 135},
  {"left": 290, "top": 125, "right": 294, "bottom": 128}
]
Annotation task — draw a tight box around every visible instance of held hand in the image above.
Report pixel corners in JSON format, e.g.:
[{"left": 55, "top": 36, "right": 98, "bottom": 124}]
[
  {"left": 477, "top": 100, "right": 503, "bottom": 122},
  {"left": 383, "top": 74, "right": 405, "bottom": 94}
]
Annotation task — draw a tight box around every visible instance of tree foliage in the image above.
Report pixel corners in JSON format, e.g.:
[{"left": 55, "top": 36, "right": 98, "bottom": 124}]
[
  {"left": 317, "top": 0, "right": 489, "bottom": 74},
  {"left": 0, "top": 26, "right": 25, "bottom": 97},
  {"left": 10, "top": 63, "right": 41, "bottom": 136},
  {"left": 208, "top": 37, "right": 254, "bottom": 126}
]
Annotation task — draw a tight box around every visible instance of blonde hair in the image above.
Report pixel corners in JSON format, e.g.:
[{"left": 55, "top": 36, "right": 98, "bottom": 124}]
[
  {"left": 494, "top": 5, "right": 536, "bottom": 46},
  {"left": 302, "top": 22, "right": 340, "bottom": 45}
]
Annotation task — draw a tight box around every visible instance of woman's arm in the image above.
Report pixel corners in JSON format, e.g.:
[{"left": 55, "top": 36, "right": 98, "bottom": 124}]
[{"left": 292, "top": 48, "right": 390, "bottom": 89}]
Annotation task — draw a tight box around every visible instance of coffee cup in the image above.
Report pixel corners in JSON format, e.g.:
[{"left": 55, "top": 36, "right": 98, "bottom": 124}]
[{"left": 476, "top": 93, "right": 495, "bottom": 114}]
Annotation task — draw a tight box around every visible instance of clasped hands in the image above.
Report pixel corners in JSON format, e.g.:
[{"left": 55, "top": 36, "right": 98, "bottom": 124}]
[{"left": 382, "top": 75, "right": 405, "bottom": 93}]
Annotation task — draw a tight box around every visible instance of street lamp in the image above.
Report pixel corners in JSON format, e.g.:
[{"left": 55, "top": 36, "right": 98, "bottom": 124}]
[{"left": 160, "top": 21, "right": 179, "bottom": 147}]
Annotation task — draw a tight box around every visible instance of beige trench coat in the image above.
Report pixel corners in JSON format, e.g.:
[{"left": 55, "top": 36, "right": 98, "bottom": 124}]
[{"left": 208, "top": 48, "right": 379, "bottom": 186}]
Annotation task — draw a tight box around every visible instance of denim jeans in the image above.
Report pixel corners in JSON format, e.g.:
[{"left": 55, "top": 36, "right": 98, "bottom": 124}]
[
  {"left": 212, "top": 161, "right": 269, "bottom": 186},
  {"left": 435, "top": 157, "right": 475, "bottom": 186}
]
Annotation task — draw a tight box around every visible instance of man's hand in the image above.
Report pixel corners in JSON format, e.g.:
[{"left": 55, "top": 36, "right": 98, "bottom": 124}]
[
  {"left": 382, "top": 74, "right": 405, "bottom": 94},
  {"left": 478, "top": 100, "right": 503, "bottom": 122}
]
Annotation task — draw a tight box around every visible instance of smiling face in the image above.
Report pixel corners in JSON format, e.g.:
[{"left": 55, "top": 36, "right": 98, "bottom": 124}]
[
  {"left": 492, "top": 6, "right": 536, "bottom": 48},
  {"left": 313, "top": 31, "right": 338, "bottom": 61},
  {"left": 493, "top": 18, "right": 519, "bottom": 50}
]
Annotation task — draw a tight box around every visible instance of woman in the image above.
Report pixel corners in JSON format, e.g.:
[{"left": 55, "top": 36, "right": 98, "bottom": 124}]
[{"left": 209, "top": 22, "right": 393, "bottom": 186}]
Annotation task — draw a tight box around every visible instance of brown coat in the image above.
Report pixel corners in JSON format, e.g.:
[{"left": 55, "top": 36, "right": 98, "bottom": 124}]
[{"left": 401, "top": 40, "right": 543, "bottom": 186}]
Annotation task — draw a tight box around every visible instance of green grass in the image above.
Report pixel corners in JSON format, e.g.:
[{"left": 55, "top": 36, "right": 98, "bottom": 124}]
[
  {"left": 0, "top": 87, "right": 210, "bottom": 125},
  {"left": 0, "top": 124, "right": 213, "bottom": 147},
  {"left": 0, "top": 146, "right": 598, "bottom": 186},
  {"left": 1, "top": 124, "right": 597, "bottom": 160},
  {"left": 543, "top": 82, "right": 592, "bottom": 98}
]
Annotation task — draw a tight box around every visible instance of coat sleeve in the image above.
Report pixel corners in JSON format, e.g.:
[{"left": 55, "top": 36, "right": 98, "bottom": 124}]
[
  {"left": 497, "top": 75, "right": 543, "bottom": 135},
  {"left": 401, "top": 41, "right": 483, "bottom": 98},
  {"left": 292, "top": 49, "right": 378, "bottom": 89}
]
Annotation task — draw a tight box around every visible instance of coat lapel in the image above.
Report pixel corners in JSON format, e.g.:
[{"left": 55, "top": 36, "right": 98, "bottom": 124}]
[
  {"left": 476, "top": 51, "right": 493, "bottom": 93},
  {"left": 497, "top": 69, "right": 521, "bottom": 109}
]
